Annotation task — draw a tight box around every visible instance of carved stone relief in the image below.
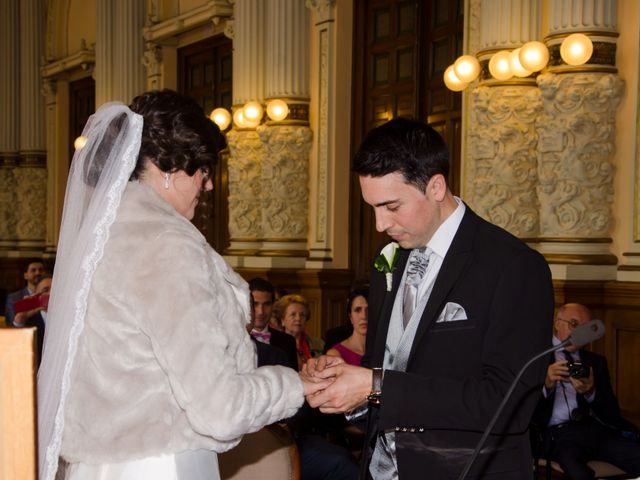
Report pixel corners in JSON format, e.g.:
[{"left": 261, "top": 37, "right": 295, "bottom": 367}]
[
  {"left": 226, "top": 129, "right": 263, "bottom": 240},
  {"left": 468, "top": 85, "right": 542, "bottom": 237},
  {"left": 0, "top": 166, "right": 46, "bottom": 241},
  {"left": 536, "top": 72, "right": 623, "bottom": 237},
  {"left": 257, "top": 125, "right": 312, "bottom": 240}
]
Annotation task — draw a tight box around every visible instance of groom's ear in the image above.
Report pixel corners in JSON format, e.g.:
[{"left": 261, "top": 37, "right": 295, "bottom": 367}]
[{"left": 428, "top": 174, "right": 447, "bottom": 202}]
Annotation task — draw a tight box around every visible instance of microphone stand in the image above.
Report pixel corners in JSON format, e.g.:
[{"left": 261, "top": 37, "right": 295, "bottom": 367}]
[{"left": 456, "top": 340, "right": 569, "bottom": 480}]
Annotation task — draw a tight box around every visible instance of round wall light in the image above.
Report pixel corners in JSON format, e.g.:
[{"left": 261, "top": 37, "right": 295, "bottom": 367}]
[
  {"left": 266, "top": 99, "right": 289, "bottom": 122},
  {"left": 509, "top": 48, "right": 532, "bottom": 78},
  {"left": 560, "top": 33, "right": 593, "bottom": 66},
  {"left": 453, "top": 55, "right": 481, "bottom": 83},
  {"left": 209, "top": 108, "right": 231, "bottom": 131},
  {"left": 519, "top": 41, "right": 549, "bottom": 72},
  {"left": 444, "top": 65, "right": 468, "bottom": 91},
  {"left": 488, "top": 50, "right": 513, "bottom": 80},
  {"left": 74, "top": 136, "right": 87, "bottom": 151}
]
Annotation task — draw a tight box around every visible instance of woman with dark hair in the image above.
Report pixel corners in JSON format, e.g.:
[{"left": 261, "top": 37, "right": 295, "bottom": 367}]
[
  {"left": 326, "top": 285, "right": 369, "bottom": 366},
  {"left": 38, "top": 91, "right": 328, "bottom": 480},
  {"left": 274, "top": 294, "right": 324, "bottom": 369}
]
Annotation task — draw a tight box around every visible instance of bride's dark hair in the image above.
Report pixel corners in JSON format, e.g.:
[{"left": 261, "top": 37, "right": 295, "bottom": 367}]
[{"left": 128, "top": 90, "right": 225, "bottom": 180}]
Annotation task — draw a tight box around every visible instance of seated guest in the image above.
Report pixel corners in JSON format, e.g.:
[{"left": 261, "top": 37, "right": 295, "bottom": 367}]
[
  {"left": 13, "top": 275, "right": 52, "bottom": 367},
  {"left": 5, "top": 258, "right": 45, "bottom": 326},
  {"left": 326, "top": 285, "right": 368, "bottom": 366},
  {"left": 531, "top": 303, "right": 640, "bottom": 480},
  {"left": 274, "top": 294, "right": 324, "bottom": 369},
  {"left": 249, "top": 277, "right": 298, "bottom": 370}
]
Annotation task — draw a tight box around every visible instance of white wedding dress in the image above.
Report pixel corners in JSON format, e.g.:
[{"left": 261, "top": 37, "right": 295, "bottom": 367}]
[{"left": 64, "top": 450, "right": 219, "bottom": 480}]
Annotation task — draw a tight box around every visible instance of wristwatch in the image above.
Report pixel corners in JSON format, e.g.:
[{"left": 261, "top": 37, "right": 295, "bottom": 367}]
[{"left": 367, "top": 368, "right": 383, "bottom": 405}]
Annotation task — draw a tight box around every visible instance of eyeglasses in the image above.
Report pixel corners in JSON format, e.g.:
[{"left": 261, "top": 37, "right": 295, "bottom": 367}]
[{"left": 557, "top": 318, "right": 579, "bottom": 329}]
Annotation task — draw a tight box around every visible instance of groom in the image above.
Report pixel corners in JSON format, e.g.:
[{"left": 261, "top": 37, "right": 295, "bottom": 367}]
[{"left": 305, "top": 119, "right": 554, "bottom": 479}]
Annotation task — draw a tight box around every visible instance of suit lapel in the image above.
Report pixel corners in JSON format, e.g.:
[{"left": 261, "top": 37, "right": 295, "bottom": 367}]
[
  {"left": 407, "top": 207, "right": 479, "bottom": 365},
  {"left": 372, "top": 249, "right": 410, "bottom": 365}
]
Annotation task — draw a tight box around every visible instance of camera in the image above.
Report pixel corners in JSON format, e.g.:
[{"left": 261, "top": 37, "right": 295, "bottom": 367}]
[{"left": 567, "top": 360, "right": 589, "bottom": 379}]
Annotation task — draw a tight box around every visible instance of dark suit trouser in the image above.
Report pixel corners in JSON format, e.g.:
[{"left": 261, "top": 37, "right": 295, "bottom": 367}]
[{"left": 550, "top": 419, "right": 640, "bottom": 480}]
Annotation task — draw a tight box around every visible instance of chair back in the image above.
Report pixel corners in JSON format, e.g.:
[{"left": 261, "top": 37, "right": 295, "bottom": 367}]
[
  {"left": 0, "top": 326, "right": 37, "bottom": 480},
  {"left": 219, "top": 423, "right": 300, "bottom": 480}
]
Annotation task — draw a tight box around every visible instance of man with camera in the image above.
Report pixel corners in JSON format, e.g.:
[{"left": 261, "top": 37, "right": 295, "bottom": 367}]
[{"left": 532, "top": 303, "right": 640, "bottom": 480}]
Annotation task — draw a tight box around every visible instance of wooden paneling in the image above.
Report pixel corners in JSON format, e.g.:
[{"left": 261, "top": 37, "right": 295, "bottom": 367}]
[
  {"left": 0, "top": 327, "right": 37, "bottom": 480},
  {"left": 554, "top": 279, "right": 640, "bottom": 427},
  {"left": 178, "top": 35, "right": 232, "bottom": 253},
  {"left": 350, "top": 0, "right": 464, "bottom": 281}
]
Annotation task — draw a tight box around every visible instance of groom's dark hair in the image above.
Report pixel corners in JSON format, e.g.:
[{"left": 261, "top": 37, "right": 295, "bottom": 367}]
[{"left": 352, "top": 118, "right": 450, "bottom": 193}]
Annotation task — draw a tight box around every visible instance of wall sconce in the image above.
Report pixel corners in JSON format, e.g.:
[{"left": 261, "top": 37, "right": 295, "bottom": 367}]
[
  {"left": 74, "top": 136, "right": 87, "bottom": 150},
  {"left": 266, "top": 99, "right": 289, "bottom": 122},
  {"left": 209, "top": 108, "right": 231, "bottom": 131},
  {"left": 560, "top": 33, "right": 593, "bottom": 66},
  {"left": 242, "top": 101, "right": 263, "bottom": 128},
  {"left": 443, "top": 65, "right": 468, "bottom": 91},
  {"left": 519, "top": 41, "right": 549, "bottom": 72},
  {"left": 233, "top": 108, "right": 247, "bottom": 128},
  {"left": 453, "top": 55, "right": 481, "bottom": 83},
  {"left": 509, "top": 48, "right": 532, "bottom": 78},
  {"left": 488, "top": 50, "right": 513, "bottom": 81}
]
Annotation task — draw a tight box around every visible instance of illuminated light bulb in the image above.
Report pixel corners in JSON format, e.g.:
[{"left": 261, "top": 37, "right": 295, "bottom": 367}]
[
  {"left": 266, "top": 99, "right": 289, "bottom": 121},
  {"left": 74, "top": 136, "right": 87, "bottom": 150},
  {"left": 488, "top": 50, "right": 513, "bottom": 81},
  {"left": 453, "top": 55, "right": 481, "bottom": 83},
  {"left": 519, "top": 41, "right": 549, "bottom": 72},
  {"left": 233, "top": 109, "right": 246, "bottom": 128},
  {"left": 443, "top": 65, "right": 469, "bottom": 92},
  {"left": 209, "top": 108, "right": 231, "bottom": 131},
  {"left": 242, "top": 101, "right": 264, "bottom": 123},
  {"left": 509, "top": 49, "right": 532, "bottom": 78},
  {"left": 560, "top": 33, "right": 593, "bottom": 66}
]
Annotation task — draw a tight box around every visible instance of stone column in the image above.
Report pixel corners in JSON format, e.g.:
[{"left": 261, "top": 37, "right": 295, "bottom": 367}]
[
  {"left": 7, "top": 0, "right": 47, "bottom": 251},
  {"left": 112, "top": 0, "right": 146, "bottom": 103},
  {"left": 306, "top": 0, "right": 338, "bottom": 264},
  {"left": 0, "top": 0, "right": 19, "bottom": 165},
  {"left": 226, "top": 0, "right": 267, "bottom": 256},
  {"left": 536, "top": 0, "right": 621, "bottom": 272},
  {"left": 0, "top": 0, "right": 19, "bottom": 247},
  {"left": 467, "top": 0, "right": 542, "bottom": 238},
  {"left": 95, "top": 0, "right": 114, "bottom": 107},
  {"left": 257, "top": 0, "right": 311, "bottom": 257}
]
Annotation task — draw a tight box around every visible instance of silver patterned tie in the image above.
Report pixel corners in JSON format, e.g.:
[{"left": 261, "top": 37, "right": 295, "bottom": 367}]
[{"left": 403, "top": 247, "right": 430, "bottom": 328}]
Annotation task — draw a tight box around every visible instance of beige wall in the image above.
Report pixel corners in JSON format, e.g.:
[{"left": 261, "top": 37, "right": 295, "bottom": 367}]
[{"left": 67, "top": 0, "right": 96, "bottom": 54}]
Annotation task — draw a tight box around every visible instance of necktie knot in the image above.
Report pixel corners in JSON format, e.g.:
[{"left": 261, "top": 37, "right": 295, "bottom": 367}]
[
  {"left": 406, "top": 247, "right": 430, "bottom": 286},
  {"left": 403, "top": 247, "right": 431, "bottom": 328}
]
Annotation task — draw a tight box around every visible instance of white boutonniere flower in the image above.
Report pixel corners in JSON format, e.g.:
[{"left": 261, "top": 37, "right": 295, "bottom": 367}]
[{"left": 374, "top": 242, "right": 400, "bottom": 291}]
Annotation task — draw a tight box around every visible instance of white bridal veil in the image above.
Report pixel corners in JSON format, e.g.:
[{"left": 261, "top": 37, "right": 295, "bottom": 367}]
[{"left": 37, "top": 103, "right": 143, "bottom": 480}]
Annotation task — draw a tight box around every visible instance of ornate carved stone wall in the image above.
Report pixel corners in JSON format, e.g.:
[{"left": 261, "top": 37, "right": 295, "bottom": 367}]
[
  {"left": 258, "top": 126, "right": 311, "bottom": 241},
  {"left": 536, "top": 72, "right": 623, "bottom": 238},
  {"left": 226, "top": 129, "right": 264, "bottom": 254},
  {"left": 0, "top": 167, "right": 46, "bottom": 244},
  {"left": 468, "top": 85, "right": 542, "bottom": 237}
]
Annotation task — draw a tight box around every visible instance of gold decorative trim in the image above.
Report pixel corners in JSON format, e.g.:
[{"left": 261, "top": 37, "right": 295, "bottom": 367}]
[
  {"left": 543, "top": 253, "right": 618, "bottom": 265},
  {"left": 224, "top": 248, "right": 260, "bottom": 256},
  {"left": 544, "top": 31, "right": 620, "bottom": 42},
  {"left": 617, "top": 265, "right": 640, "bottom": 271},
  {"left": 547, "top": 42, "right": 617, "bottom": 69},
  {"left": 537, "top": 237, "right": 612, "bottom": 243},
  {"left": 41, "top": 49, "right": 95, "bottom": 78},
  {"left": 257, "top": 249, "right": 309, "bottom": 257}
]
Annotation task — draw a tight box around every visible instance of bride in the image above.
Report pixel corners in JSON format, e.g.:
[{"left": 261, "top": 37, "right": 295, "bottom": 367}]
[{"left": 37, "top": 90, "right": 329, "bottom": 480}]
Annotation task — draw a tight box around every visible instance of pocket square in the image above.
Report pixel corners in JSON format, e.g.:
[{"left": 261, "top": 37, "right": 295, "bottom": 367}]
[{"left": 436, "top": 302, "right": 468, "bottom": 323}]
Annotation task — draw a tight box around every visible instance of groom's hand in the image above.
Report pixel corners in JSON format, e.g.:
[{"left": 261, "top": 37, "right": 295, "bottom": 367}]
[{"left": 306, "top": 364, "right": 373, "bottom": 414}]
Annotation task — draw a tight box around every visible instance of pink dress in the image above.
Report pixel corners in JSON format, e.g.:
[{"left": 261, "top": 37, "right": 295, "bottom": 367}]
[{"left": 331, "top": 343, "right": 363, "bottom": 366}]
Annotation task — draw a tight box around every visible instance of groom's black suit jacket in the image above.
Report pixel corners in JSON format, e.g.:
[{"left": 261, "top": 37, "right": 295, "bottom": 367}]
[{"left": 361, "top": 206, "right": 554, "bottom": 479}]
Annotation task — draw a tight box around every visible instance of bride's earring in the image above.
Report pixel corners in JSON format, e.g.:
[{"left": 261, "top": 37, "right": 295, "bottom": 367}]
[{"left": 164, "top": 173, "right": 170, "bottom": 190}]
